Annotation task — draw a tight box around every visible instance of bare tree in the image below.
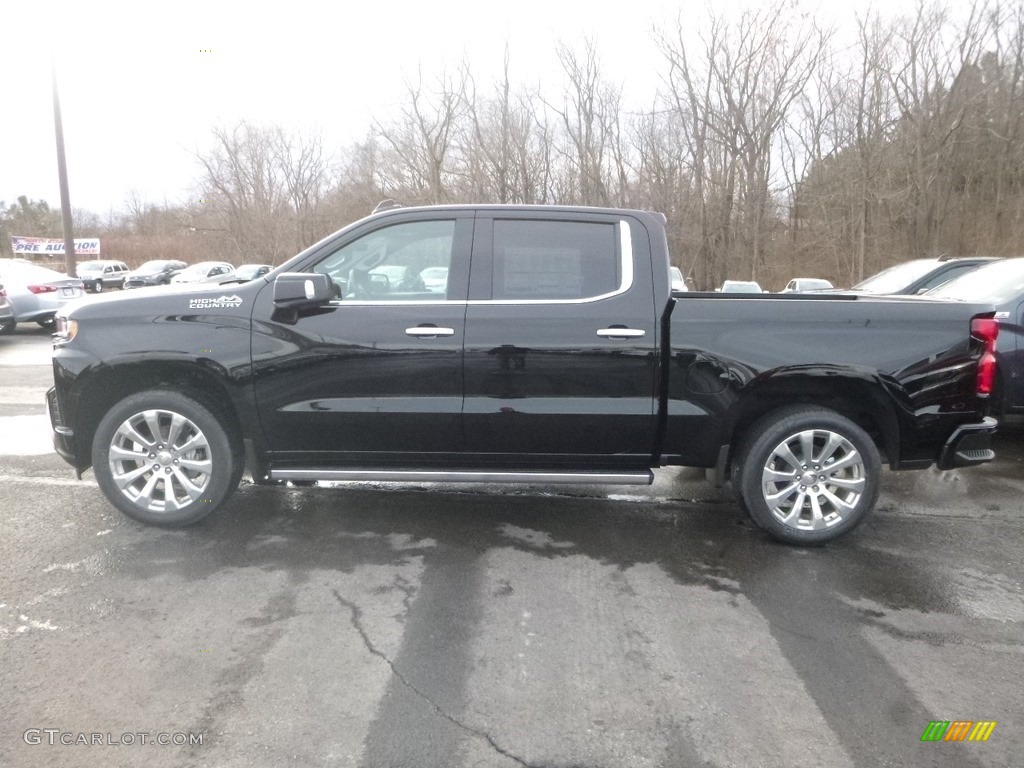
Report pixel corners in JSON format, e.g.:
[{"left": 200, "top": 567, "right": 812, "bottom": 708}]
[
  {"left": 375, "top": 66, "right": 467, "bottom": 203},
  {"left": 549, "top": 39, "right": 626, "bottom": 206},
  {"left": 274, "top": 127, "right": 330, "bottom": 253},
  {"left": 657, "top": 2, "right": 828, "bottom": 286},
  {"left": 193, "top": 121, "right": 332, "bottom": 262},
  {"left": 463, "top": 48, "right": 555, "bottom": 203},
  {"left": 163, "top": 1, "right": 1024, "bottom": 284}
]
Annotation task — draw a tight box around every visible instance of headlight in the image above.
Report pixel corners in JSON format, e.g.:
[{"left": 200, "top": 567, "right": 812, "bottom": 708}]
[{"left": 54, "top": 315, "right": 78, "bottom": 342}]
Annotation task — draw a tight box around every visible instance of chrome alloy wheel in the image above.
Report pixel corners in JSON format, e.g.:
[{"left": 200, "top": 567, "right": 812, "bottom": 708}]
[
  {"left": 760, "top": 428, "right": 867, "bottom": 531},
  {"left": 107, "top": 409, "right": 213, "bottom": 513}
]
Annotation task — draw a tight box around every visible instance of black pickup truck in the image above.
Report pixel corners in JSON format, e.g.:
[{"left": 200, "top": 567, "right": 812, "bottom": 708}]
[{"left": 48, "top": 205, "right": 999, "bottom": 545}]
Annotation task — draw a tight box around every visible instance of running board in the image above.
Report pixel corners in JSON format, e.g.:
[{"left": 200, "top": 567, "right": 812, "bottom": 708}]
[{"left": 268, "top": 469, "right": 655, "bottom": 485}]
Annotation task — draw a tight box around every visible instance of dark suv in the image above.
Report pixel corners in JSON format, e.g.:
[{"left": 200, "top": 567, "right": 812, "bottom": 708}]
[
  {"left": 849, "top": 257, "right": 998, "bottom": 295},
  {"left": 122, "top": 260, "right": 188, "bottom": 289}
]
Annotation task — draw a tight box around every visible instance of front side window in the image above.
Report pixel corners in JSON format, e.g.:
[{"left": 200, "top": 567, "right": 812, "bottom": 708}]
[
  {"left": 314, "top": 220, "right": 455, "bottom": 301},
  {"left": 491, "top": 220, "right": 619, "bottom": 301}
]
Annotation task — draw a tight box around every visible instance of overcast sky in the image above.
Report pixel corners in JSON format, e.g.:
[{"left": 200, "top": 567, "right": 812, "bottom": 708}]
[{"left": 3, "top": 0, "right": 926, "bottom": 218}]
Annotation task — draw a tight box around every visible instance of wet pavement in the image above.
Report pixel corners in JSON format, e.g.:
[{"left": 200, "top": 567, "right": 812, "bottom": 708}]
[{"left": 1, "top": 327, "right": 1022, "bottom": 767}]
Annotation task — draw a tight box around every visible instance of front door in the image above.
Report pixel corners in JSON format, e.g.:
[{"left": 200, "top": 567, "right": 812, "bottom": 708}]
[{"left": 251, "top": 213, "right": 474, "bottom": 465}]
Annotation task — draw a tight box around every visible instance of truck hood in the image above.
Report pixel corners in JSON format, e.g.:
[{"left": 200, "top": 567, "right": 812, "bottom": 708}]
[{"left": 59, "top": 280, "right": 262, "bottom": 321}]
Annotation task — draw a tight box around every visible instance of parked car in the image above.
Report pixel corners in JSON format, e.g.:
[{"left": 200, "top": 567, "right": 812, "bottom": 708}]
[
  {"left": 49, "top": 204, "right": 997, "bottom": 546},
  {"left": 420, "top": 266, "right": 449, "bottom": 293},
  {"left": 782, "top": 278, "right": 833, "bottom": 293},
  {"left": 0, "top": 283, "right": 15, "bottom": 334},
  {"left": 170, "top": 262, "right": 235, "bottom": 285},
  {"left": 232, "top": 264, "right": 273, "bottom": 282},
  {"left": 0, "top": 259, "right": 85, "bottom": 328},
  {"left": 670, "top": 267, "right": 688, "bottom": 292},
  {"left": 122, "top": 260, "right": 188, "bottom": 289},
  {"left": 719, "top": 280, "right": 763, "bottom": 293},
  {"left": 370, "top": 264, "right": 426, "bottom": 292},
  {"left": 925, "top": 257, "right": 1024, "bottom": 417},
  {"left": 76, "top": 260, "right": 130, "bottom": 293},
  {"left": 846, "top": 256, "right": 997, "bottom": 295}
]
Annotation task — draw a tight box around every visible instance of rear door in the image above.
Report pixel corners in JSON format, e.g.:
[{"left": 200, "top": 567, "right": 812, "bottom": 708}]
[{"left": 461, "top": 211, "right": 659, "bottom": 467}]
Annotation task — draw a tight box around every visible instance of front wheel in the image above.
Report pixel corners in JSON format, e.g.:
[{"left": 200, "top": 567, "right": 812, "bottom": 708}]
[
  {"left": 735, "top": 407, "right": 881, "bottom": 545},
  {"left": 36, "top": 317, "right": 55, "bottom": 329},
  {"left": 91, "top": 391, "right": 240, "bottom": 526},
  {"left": 94, "top": 280, "right": 103, "bottom": 293}
]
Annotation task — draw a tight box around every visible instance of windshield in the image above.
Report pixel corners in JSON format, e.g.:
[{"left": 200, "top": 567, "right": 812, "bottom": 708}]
[
  {"left": 78, "top": 263, "right": 104, "bottom": 272},
  {"left": 926, "top": 258, "right": 1024, "bottom": 304},
  {"left": 852, "top": 260, "right": 938, "bottom": 293},
  {"left": 235, "top": 265, "right": 265, "bottom": 278}
]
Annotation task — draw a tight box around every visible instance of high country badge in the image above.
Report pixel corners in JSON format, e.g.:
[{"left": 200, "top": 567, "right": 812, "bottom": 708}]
[{"left": 188, "top": 295, "right": 244, "bottom": 309}]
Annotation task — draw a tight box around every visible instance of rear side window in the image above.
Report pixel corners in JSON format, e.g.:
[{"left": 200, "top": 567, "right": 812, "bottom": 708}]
[
  {"left": 918, "top": 263, "right": 980, "bottom": 292},
  {"left": 491, "top": 220, "right": 619, "bottom": 300}
]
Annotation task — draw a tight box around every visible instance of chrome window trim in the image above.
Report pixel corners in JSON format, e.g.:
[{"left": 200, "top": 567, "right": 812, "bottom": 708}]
[
  {"left": 328, "top": 299, "right": 468, "bottom": 307},
  {"left": 321, "top": 219, "right": 634, "bottom": 307},
  {"left": 469, "top": 219, "right": 633, "bottom": 306}
]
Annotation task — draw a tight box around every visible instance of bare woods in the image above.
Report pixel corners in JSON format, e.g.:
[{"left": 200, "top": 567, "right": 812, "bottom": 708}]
[{"left": 4, "top": 1, "right": 1022, "bottom": 290}]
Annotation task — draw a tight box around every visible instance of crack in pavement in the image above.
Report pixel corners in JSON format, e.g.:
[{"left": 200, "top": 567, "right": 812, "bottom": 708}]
[
  {"left": 392, "top": 574, "right": 416, "bottom": 616},
  {"left": 332, "top": 589, "right": 538, "bottom": 768}
]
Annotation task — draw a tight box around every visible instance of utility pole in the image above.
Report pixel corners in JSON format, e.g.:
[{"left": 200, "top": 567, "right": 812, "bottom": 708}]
[{"left": 52, "top": 63, "right": 77, "bottom": 277}]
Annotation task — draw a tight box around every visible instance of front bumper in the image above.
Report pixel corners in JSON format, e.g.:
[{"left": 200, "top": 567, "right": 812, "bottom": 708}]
[
  {"left": 47, "top": 386, "right": 78, "bottom": 469},
  {"left": 937, "top": 417, "right": 998, "bottom": 469}
]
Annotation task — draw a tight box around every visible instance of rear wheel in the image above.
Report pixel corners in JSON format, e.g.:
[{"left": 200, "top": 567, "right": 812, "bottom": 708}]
[
  {"left": 0, "top": 318, "right": 15, "bottom": 335},
  {"left": 736, "top": 406, "right": 880, "bottom": 545},
  {"left": 91, "top": 391, "right": 240, "bottom": 526}
]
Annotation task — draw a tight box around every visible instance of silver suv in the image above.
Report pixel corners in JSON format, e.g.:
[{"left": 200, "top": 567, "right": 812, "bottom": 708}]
[{"left": 77, "top": 260, "right": 130, "bottom": 293}]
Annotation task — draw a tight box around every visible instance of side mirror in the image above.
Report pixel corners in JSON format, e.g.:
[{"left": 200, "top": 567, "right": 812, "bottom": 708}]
[{"left": 273, "top": 272, "right": 336, "bottom": 309}]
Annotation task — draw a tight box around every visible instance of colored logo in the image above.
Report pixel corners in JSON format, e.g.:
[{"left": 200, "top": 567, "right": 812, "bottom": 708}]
[{"left": 920, "top": 721, "right": 996, "bottom": 742}]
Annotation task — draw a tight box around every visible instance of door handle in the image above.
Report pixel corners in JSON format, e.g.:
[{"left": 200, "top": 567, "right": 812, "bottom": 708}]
[
  {"left": 406, "top": 326, "right": 455, "bottom": 337},
  {"left": 596, "top": 327, "right": 646, "bottom": 339}
]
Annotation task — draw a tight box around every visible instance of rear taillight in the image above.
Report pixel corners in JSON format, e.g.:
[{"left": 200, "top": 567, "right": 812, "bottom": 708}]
[
  {"left": 971, "top": 317, "right": 999, "bottom": 397},
  {"left": 28, "top": 284, "right": 58, "bottom": 294}
]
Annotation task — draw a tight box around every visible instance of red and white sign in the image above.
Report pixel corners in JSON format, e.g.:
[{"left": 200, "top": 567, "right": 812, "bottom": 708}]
[{"left": 10, "top": 236, "right": 101, "bottom": 256}]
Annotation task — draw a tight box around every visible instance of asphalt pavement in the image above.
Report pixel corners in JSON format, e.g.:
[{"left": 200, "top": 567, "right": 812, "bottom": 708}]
[{"left": 1, "top": 324, "right": 1021, "bottom": 768}]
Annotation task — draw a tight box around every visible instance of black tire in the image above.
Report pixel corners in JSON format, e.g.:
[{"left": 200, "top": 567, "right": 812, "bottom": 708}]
[
  {"left": 36, "top": 317, "right": 55, "bottom": 329},
  {"left": 94, "top": 280, "right": 103, "bottom": 293},
  {"left": 735, "top": 406, "right": 881, "bottom": 545},
  {"left": 0, "top": 318, "right": 15, "bottom": 335},
  {"left": 91, "top": 390, "right": 240, "bottom": 526}
]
